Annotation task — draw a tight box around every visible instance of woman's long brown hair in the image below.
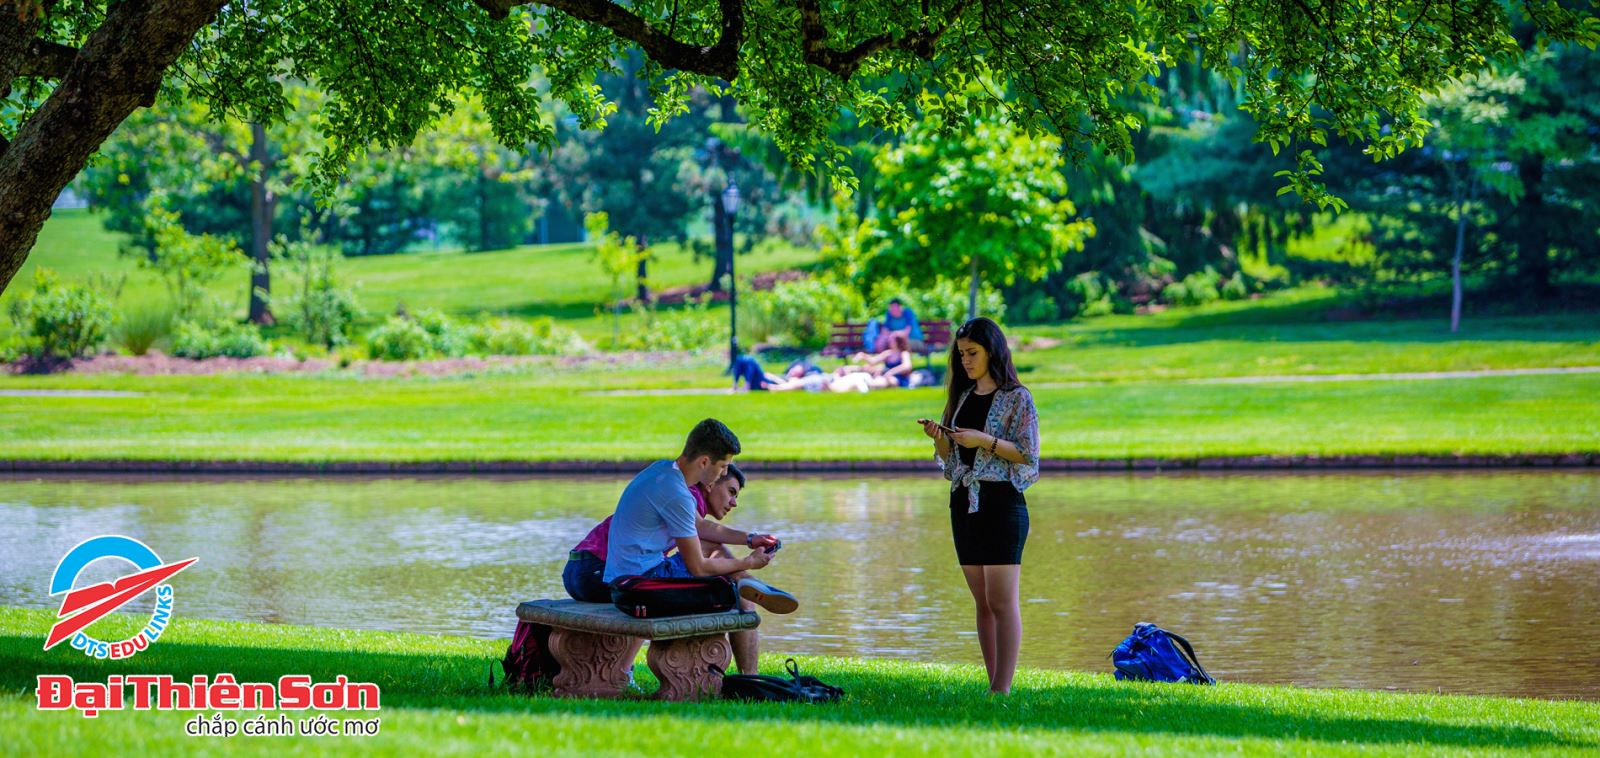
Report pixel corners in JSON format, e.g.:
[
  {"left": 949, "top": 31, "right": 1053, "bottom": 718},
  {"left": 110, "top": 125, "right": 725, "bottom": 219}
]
[{"left": 942, "top": 317, "right": 1020, "bottom": 426}]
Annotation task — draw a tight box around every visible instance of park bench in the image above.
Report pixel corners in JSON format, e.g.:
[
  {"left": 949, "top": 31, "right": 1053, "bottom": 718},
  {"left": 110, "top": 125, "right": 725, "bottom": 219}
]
[
  {"left": 516, "top": 599, "right": 759, "bottom": 701},
  {"left": 822, "top": 320, "right": 952, "bottom": 369}
]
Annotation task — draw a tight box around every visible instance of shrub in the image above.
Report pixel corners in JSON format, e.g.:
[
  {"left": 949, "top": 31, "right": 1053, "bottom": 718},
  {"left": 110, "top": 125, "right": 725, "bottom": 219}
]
[
  {"left": 6, "top": 269, "right": 115, "bottom": 359},
  {"left": 415, "top": 309, "right": 468, "bottom": 358},
  {"left": 113, "top": 304, "right": 174, "bottom": 356},
  {"left": 272, "top": 237, "right": 363, "bottom": 349},
  {"left": 1221, "top": 271, "right": 1250, "bottom": 300},
  {"left": 365, "top": 310, "right": 503, "bottom": 361},
  {"left": 170, "top": 319, "right": 270, "bottom": 359},
  {"left": 366, "top": 316, "right": 435, "bottom": 361},
  {"left": 136, "top": 197, "right": 247, "bottom": 321},
  {"left": 1163, "top": 267, "right": 1224, "bottom": 307},
  {"left": 624, "top": 297, "right": 723, "bottom": 352},
  {"left": 468, "top": 317, "right": 590, "bottom": 356},
  {"left": 0, "top": 333, "right": 22, "bottom": 362},
  {"left": 870, "top": 277, "right": 1007, "bottom": 324},
  {"left": 1009, "top": 289, "right": 1061, "bottom": 323},
  {"left": 742, "top": 277, "right": 865, "bottom": 349},
  {"left": 1058, "top": 272, "right": 1121, "bottom": 318}
]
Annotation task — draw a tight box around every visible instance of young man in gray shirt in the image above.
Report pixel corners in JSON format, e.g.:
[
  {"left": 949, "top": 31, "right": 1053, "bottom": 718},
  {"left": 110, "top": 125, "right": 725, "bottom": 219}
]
[{"left": 603, "top": 418, "right": 796, "bottom": 614}]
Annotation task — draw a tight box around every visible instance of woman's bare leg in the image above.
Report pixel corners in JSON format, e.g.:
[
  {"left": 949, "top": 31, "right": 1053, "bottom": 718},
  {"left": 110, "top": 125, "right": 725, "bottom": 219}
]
[
  {"left": 960, "top": 565, "right": 997, "bottom": 685},
  {"left": 982, "top": 564, "right": 1023, "bottom": 694}
]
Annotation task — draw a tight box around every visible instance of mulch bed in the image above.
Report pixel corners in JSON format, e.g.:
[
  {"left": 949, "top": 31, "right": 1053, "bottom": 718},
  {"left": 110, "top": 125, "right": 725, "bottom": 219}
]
[{"left": 3, "top": 350, "right": 701, "bottom": 378}]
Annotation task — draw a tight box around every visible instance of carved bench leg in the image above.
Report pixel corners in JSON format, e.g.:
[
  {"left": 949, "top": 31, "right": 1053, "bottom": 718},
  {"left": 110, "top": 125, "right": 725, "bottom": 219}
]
[
  {"left": 547, "top": 628, "right": 634, "bottom": 698},
  {"left": 647, "top": 634, "right": 731, "bottom": 701}
]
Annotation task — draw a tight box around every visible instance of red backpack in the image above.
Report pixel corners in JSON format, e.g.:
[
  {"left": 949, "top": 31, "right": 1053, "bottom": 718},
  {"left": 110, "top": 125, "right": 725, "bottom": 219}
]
[
  {"left": 610, "top": 575, "right": 739, "bottom": 618},
  {"left": 499, "top": 620, "right": 562, "bottom": 691}
]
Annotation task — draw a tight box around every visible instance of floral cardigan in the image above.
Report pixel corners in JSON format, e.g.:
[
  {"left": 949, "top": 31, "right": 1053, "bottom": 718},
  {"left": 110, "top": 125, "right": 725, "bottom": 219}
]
[{"left": 939, "top": 384, "right": 1041, "bottom": 513}]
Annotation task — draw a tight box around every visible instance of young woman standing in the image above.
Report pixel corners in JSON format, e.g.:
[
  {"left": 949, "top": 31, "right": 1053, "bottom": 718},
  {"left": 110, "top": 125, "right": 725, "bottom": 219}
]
[{"left": 920, "top": 317, "right": 1040, "bottom": 694}]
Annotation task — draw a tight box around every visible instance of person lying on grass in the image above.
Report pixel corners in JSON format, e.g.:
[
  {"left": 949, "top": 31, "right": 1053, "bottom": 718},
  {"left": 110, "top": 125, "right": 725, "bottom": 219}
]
[
  {"left": 831, "top": 333, "right": 916, "bottom": 392},
  {"left": 563, "top": 418, "right": 796, "bottom": 673},
  {"left": 733, "top": 356, "right": 830, "bottom": 392}
]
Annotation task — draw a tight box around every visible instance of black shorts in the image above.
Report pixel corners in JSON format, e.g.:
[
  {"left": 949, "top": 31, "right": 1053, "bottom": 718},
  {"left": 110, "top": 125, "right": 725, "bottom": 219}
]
[{"left": 950, "top": 482, "right": 1029, "bottom": 565}]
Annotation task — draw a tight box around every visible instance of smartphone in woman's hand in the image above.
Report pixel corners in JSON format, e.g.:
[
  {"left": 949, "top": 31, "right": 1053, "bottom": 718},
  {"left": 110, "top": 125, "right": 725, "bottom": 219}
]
[{"left": 917, "top": 418, "right": 958, "bottom": 435}]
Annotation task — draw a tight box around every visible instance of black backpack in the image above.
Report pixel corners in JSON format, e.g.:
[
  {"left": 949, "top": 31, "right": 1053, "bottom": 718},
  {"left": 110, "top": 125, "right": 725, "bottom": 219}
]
[
  {"left": 611, "top": 575, "right": 739, "bottom": 618},
  {"left": 720, "top": 659, "right": 844, "bottom": 703}
]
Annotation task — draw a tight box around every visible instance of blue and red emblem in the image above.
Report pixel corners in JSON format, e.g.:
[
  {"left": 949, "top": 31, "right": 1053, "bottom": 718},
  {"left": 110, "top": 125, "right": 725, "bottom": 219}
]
[{"left": 45, "top": 535, "right": 197, "bottom": 659}]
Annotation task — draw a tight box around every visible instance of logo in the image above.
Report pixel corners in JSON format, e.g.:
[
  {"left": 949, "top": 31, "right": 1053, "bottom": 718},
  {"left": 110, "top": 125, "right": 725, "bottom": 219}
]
[{"left": 45, "top": 535, "right": 197, "bottom": 659}]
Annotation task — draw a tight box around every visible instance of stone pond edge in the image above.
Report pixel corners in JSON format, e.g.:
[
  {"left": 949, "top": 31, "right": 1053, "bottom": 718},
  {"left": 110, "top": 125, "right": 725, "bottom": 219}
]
[{"left": 1, "top": 454, "right": 1595, "bottom": 475}]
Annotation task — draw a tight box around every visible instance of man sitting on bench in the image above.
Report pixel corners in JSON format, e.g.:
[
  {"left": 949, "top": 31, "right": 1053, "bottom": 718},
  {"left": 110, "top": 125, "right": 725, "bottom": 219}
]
[
  {"left": 571, "top": 418, "right": 796, "bottom": 673},
  {"left": 867, "top": 297, "right": 924, "bottom": 352},
  {"left": 564, "top": 460, "right": 779, "bottom": 673}
]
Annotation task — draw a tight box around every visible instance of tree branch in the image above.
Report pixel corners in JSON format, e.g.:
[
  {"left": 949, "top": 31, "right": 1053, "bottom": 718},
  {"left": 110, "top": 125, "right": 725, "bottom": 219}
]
[
  {"left": 18, "top": 38, "right": 78, "bottom": 79},
  {"left": 0, "top": 0, "right": 226, "bottom": 294},
  {"left": 472, "top": 0, "right": 744, "bottom": 81},
  {"left": 198, "top": 126, "right": 245, "bottom": 162},
  {"left": 798, "top": 0, "right": 974, "bottom": 80}
]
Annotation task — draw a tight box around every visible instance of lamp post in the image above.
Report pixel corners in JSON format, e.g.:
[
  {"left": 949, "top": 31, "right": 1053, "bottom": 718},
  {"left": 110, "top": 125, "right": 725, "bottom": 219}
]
[{"left": 722, "top": 179, "right": 741, "bottom": 382}]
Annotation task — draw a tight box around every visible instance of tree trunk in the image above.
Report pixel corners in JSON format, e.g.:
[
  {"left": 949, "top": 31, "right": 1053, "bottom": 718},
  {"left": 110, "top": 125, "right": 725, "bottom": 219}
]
[
  {"left": 708, "top": 190, "right": 731, "bottom": 291},
  {"left": 635, "top": 236, "right": 651, "bottom": 303},
  {"left": 0, "top": 3, "right": 52, "bottom": 102},
  {"left": 476, "top": 148, "right": 489, "bottom": 251},
  {"left": 0, "top": 0, "right": 226, "bottom": 295},
  {"left": 1451, "top": 190, "right": 1466, "bottom": 334},
  {"left": 1515, "top": 158, "right": 1552, "bottom": 296},
  {"left": 967, "top": 256, "right": 980, "bottom": 323},
  {"left": 248, "top": 121, "right": 275, "bottom": 325}
]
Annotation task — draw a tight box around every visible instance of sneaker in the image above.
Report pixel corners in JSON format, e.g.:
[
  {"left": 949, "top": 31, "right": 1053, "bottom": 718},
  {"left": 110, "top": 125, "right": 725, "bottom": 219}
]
[{"left": 738, "top": 578, "right": 799, "bottom": 614}]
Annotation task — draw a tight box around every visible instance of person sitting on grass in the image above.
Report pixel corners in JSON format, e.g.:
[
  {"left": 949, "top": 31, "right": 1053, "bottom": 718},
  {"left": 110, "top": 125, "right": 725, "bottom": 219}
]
[{"left": 834, "top": 333, "right": 915, "bottom": 391}]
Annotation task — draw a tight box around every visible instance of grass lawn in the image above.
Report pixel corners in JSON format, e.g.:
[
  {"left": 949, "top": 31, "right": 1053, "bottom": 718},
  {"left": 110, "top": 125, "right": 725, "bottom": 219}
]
[
  {"left": 3, "top": 607, "right": 1594, "bottom": 755},
  {"left": 4, "top": 210, "right": 1598, "bottom": 464},
  {"left": 0, "top": 209, "right": 818, "bottom": 342},
  {"left": 1011, "top": 287, "right": 1600, "bottom": 382},
  {"left": 1, "top": 369, "right": 1596, "bottom": 461}
]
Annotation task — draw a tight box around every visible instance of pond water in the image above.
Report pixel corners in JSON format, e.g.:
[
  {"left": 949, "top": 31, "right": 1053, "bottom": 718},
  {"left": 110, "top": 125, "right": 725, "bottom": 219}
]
[{"left": 2, "top": 471, "right": 1597, "bottom": 700}]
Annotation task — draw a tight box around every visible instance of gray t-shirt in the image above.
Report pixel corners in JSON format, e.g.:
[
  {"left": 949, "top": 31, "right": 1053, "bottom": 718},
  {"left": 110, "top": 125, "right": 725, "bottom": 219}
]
[{"left": 602, "top": 460, "right": 699, "bottom": 582}]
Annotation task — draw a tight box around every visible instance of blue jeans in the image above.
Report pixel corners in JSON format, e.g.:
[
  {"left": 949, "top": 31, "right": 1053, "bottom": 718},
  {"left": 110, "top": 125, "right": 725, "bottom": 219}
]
[
  {"left": 638, "top": 553, "right": 694, "bottom": 579},
  {"left": 562, "top": 551, "right": 611, "bottom": 602},
  {"left": 731, "top": 355, "right": 769, "bottom": 390}
]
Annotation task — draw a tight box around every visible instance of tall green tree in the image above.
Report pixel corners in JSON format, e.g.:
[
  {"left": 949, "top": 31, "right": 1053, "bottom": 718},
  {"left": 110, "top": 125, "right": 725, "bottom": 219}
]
[
  {"left": 869, "top": 87, "right": 1094, "bottom": 321},
  {"left": 544, "top": 54, "right": 707, "bottom": 302},
  {"left": 1326, "top": 42, "right": 1600, "bottom": 308},
  {"left": 416, "top": 95, "right": 542, "bottom": 253},
  {"left": 1489, "top": 44, "right": 1600, "bottom": 295},
  {"left": 2, "top": 0, "right": 1596, "bottom": 296},
  {"left": 79, "top": 88, "right": 327, "bottom": 324},
  {"left": 1423, "top": 70, "right": 1521, "bottom": 331}
]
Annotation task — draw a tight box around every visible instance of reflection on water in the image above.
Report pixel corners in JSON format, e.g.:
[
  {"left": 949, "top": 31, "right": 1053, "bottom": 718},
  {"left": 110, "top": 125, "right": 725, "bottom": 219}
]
[{"left": 2, "top": 471, "right": 1596, "bottom": 700}]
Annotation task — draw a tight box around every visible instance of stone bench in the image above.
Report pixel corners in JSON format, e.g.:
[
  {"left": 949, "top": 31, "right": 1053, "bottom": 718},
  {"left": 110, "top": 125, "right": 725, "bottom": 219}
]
[{"left": 517, "top": 599, "right": 760, "bottom": 701}]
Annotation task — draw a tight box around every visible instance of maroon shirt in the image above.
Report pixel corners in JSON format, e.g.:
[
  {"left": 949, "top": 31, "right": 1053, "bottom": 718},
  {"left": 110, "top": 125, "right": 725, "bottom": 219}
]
[{"left": 571, "top": 483, "right": 709, "bottom": 560}]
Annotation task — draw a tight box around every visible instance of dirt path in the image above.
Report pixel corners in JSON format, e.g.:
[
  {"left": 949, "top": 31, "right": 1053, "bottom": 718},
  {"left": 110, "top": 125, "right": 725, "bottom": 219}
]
[
  {"left": 584, "top": 366, "right": 1600, "bottom": 396},
  {"left": 0, "top": 389, "right": 147, "bottom": 397},
  {"left": 1031, "top": 365, "right": 1600, "bottom": 389}
]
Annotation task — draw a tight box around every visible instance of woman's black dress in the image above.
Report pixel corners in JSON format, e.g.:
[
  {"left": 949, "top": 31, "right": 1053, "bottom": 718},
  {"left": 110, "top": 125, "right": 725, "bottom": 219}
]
[{"left": 949, "top": 389, "right": 1029, "bottom": 565}]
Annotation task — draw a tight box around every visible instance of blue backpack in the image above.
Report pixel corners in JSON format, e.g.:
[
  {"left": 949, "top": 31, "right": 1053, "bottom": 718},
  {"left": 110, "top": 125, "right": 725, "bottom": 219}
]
[{"left": 1111, "top": 622, "right": 1216, "bottom": 685}]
